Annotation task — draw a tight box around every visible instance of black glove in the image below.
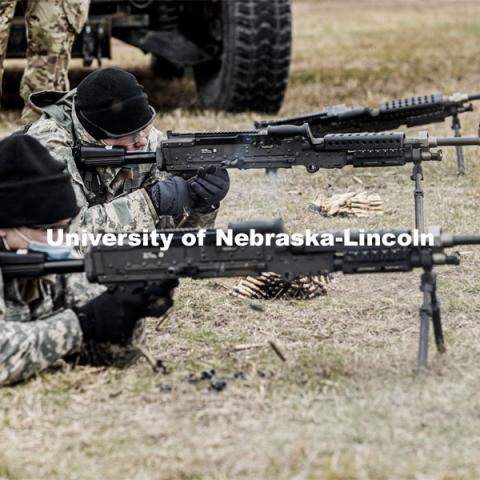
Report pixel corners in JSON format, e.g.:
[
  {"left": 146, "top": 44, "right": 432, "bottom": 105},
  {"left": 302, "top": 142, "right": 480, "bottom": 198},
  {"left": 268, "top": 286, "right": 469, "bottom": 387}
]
[
  {"left": 146, "top": 176, "right": 192, "bottom": 218},
  {"left": 75, "top": 280, "right": 178, "bottom": 344},
  {"left": 188, "top": 166, "right": 230, "bottom": 212}
]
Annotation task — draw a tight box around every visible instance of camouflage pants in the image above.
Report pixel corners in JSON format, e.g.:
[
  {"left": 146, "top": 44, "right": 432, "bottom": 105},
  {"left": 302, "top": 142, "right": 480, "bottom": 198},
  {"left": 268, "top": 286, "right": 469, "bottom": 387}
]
[{"left": 0, "top": 0, "right": 89, "bottom": 123}]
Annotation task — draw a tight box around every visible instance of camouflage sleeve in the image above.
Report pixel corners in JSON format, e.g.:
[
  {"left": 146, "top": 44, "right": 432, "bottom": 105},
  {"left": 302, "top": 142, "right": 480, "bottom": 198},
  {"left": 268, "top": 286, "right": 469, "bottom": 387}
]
[
  {"left": 0, "top": 310, "right": 83, "bottom": 386},
  {"left": 64, "top": 271, "right": 106, "bottom": 306},
  {"left": 142, "top": 127, "right": 166, "bottom": 185},
  {"left": 0, "top": 271, "right": 83, "bottom": 386},
  {"left": 71, "top": 189, "right": 161, "bottom": 234},
  {"left": 184, "top": 209, "right": 219, "bottom": 228},
  {"left": 27, "top": 119, "right": 162, "bottom": 234}
]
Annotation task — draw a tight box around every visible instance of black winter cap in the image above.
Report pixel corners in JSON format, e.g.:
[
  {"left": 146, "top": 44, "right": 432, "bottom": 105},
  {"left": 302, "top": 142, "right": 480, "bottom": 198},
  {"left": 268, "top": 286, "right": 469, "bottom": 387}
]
[
  {"left": 0, "top": 135, "right": 79, "bottom": 228},
  {"left": 75, "top": 68, "right": 156, "bottom": 139}
]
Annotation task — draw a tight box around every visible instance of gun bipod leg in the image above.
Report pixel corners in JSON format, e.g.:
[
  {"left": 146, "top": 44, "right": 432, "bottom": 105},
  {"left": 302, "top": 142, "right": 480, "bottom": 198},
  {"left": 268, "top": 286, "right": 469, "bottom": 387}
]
[
  {"left": 430, "top": 272, "right": 446, "bottom": 353},
  {"left": 418, "top": 270, "right": 434, "bottom": 372},
  {"left": 451, "top": 113, "right": 465, "bottom": 176},
  {"left": 412, "top": 162, "right": 425, "bottom": 232}
]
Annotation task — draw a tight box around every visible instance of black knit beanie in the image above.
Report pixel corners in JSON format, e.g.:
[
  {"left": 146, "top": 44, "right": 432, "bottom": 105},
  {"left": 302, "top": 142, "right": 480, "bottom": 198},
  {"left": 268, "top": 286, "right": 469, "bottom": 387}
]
[
  {"left": 75, "top": 68, "right": 156, "bottom": 139},
  {"left": 0, "top": 135, "right": 79, "bottom": 228}
]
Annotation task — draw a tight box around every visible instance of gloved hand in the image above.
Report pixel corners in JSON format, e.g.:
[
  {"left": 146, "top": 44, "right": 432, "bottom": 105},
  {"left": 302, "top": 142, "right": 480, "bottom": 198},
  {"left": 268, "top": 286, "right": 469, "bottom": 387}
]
[
  {"left": 75, "top": 280, "right": 178, "bottom": 344},
  {"left": 146, "top": 176, "right": 192, "bottom": 218},
  {"left": 188, "top": 166, "right": 230, "bottom": 213}
]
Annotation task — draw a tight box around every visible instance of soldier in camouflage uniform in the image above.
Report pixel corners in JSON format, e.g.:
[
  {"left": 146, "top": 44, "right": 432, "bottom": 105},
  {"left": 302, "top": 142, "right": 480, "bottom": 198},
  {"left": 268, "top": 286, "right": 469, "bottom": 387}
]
[
  {"left": 0, "top": 134, "right": 176, "bottom": 386},
  {"left": 26, "top": 68, "right": 229, "bottom": 240},
  {"left": 0, "top": 0, "right": 90, "bottom": 123}
]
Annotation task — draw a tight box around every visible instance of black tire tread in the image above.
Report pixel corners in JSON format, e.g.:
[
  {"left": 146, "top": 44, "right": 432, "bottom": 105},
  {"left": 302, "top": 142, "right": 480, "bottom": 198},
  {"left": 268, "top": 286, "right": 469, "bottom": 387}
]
[{"left": 196, "top": 0, "right": 292, "bottom": 114}]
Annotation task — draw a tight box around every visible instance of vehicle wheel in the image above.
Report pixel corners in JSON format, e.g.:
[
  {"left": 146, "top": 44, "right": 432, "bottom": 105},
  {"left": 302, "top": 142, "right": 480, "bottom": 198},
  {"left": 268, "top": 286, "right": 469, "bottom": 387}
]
[
  {"left": 193, "top": 0, "right": 292, "bottom": 113},
  {"left": 150, "top": 54, "right": 185, "bottom": 80}
]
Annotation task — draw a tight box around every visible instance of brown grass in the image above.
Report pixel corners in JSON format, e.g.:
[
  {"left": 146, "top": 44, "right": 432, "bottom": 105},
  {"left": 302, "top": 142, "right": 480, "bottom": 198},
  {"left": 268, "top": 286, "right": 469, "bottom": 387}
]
[{"left": 2, "top": 1, "right": 480, "bottom": 479}]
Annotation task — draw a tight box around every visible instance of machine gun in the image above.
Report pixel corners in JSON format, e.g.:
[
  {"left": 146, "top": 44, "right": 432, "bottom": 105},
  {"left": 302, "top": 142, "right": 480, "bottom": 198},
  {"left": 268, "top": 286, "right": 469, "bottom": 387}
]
[
  {"left": 255, "top": 93, "right": 480, "bottom": 175},
  {"left": 2, "top": 220, "right": 480, "bottom": 370},
  {"left": 75, "top": 127, "right": 480, "bottom": 231}
]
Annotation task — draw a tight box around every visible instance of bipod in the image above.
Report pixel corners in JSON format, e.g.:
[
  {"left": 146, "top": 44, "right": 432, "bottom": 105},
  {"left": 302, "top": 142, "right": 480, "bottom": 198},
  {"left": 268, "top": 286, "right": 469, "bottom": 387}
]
[
  {"left": 411, "top": 160, "right": 425, "bottom": 232},
  {"left": 451, "top": 112, "right": 465, "bottom": 176},
  {"left": 417, "top": 263, "right": 446, "bottom": 372}
]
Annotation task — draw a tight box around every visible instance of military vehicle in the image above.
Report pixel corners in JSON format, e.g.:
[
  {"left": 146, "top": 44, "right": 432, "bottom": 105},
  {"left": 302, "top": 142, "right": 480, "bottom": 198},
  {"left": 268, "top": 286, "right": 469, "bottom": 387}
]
[{"left": 7, "top": 0, "right": 292, "bottom": 113}]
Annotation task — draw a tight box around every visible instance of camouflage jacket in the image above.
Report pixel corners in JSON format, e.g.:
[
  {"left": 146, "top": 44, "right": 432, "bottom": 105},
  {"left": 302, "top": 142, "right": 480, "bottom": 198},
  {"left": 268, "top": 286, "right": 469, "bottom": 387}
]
[
  {"left": 0, "top": 257, "right": 94, "bottom": 386},
  {"left": 0, "top": 246, "right": 144, "bottom": 386},
  {"left": 27, "top": 90, "right": 216, "bottom": 236}
]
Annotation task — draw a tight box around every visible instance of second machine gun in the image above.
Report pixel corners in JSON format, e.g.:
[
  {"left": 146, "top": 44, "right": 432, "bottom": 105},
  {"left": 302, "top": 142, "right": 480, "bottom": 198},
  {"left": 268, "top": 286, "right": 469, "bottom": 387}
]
[
  {"left": 255, "top": 92, "right": 480, "bottom": 175},
  {"left": 2, "top": 220, "right": 480, "bottom": 370}
]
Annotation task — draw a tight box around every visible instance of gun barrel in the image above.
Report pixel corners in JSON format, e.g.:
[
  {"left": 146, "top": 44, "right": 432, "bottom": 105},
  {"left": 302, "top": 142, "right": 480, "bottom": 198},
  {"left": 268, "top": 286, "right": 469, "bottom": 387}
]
[
  {"left": 467, "top": 93, "right": 480, "bottom": 101},
  {"left": 452, "top": 235, "right": 480, "bottom": 246},
  {"left": 227, "top": 219, "right": 286, "bottom": 235},
  {"left": 434, "top": 136, "right": 480, "bottom": 147}
]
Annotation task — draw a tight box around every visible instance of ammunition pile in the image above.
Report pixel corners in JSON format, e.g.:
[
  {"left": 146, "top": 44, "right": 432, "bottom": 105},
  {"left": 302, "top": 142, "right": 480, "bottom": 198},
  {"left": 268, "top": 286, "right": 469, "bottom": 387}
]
[
  {"left": 230, "top": 272, "right": 330, "bottom": 300},
  {"left": 310, "top": 191, "right": 384, "bottom": 217}
]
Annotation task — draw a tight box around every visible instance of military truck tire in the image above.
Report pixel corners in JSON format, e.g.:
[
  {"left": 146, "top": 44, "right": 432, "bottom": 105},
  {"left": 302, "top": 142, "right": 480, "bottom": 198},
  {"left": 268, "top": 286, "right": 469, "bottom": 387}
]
[
  {"left": 193, "top": 0, "right": 292, "bottom": 113},
  {"left": 150, "top": 54, "right": 185, "bottom": 80}
]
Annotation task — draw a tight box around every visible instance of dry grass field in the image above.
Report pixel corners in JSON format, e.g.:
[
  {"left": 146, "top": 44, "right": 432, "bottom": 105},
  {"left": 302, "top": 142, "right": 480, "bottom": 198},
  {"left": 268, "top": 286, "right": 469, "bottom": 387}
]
[{"left": 3, "top": 1, "right": 480, "bottom": 479}]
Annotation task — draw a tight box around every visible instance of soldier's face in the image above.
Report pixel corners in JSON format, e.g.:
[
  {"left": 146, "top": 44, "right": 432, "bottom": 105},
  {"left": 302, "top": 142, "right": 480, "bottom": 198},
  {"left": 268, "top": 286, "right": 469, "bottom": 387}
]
[
  {"left": 0, "top": 227, "right": 50, "bottom": 250},
  {"left": 0, "top": 219, "right": 72, "bottom": 250},
  {"left": 101, "top": 125, "right": 152, "bottom": 152}
]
